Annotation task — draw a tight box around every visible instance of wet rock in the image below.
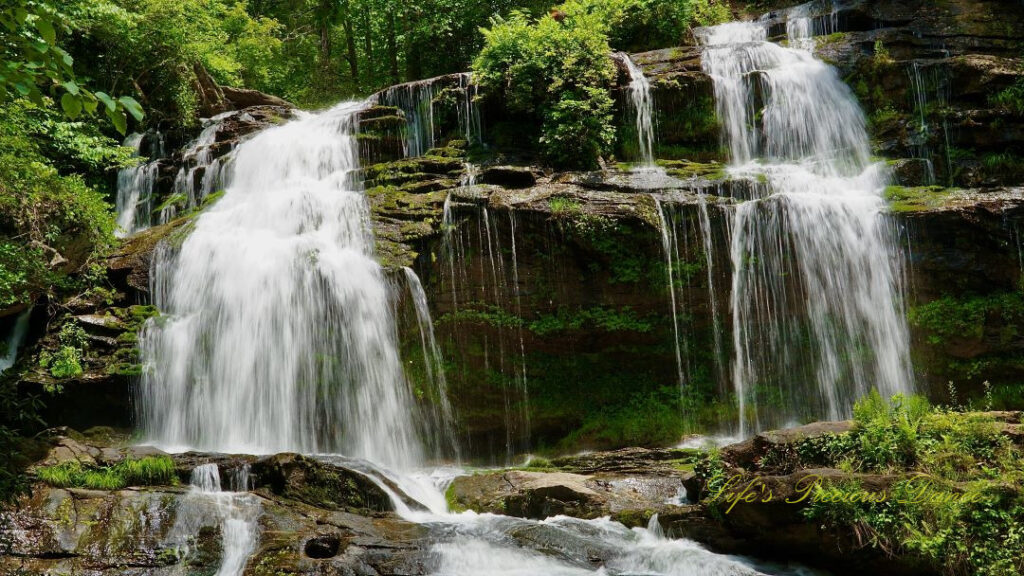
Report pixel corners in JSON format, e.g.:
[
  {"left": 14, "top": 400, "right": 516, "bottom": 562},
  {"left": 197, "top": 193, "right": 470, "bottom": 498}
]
[
  {"left": 479, "top": 165, "right": 541, "bottom": 188},
  {"left": 448, "top": 467, "right": 686, "bottom": 522},
  {"left": 250, "top": 453, "right": 394, "bottom": 514},
  {"left": 303, "top": 533, "right": 344, "bottom": 558},
  {"left": 221, "top": 85, "right": 294, "bottom": 109}
]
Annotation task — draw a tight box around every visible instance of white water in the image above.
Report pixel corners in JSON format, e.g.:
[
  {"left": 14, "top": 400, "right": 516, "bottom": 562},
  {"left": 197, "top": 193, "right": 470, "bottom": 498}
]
[
  {"left": 160, "top": 112, "right": 234, "bottom": 224},
  {"left": 698, "top": 14, "right": 913, "bottom": 434},
  {"left": 621, "top": 53, "right": 656, "bottom": 167},
  {"left": 376, "top": 73, "right": 481, "bottom": 157},
  {"left": 115, "top": 132, "right": 162, "bottom": 237},
  {"left": 653, "top": 196, "right": 687, "bottom": 392},
  {"left": 163, "top": 464, "right": 260, "bottom": 576},
  {"left": 0, "top": 310, "right": 31, "bottom": 374},
  {"left": 138, "top": 101, "right": 446, "bottom": 470}
]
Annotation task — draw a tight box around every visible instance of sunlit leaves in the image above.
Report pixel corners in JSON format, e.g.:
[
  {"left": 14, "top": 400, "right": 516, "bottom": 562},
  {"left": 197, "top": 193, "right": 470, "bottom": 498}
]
[{"left": 1, "top": 0, "right": 144, "bottom": 133}]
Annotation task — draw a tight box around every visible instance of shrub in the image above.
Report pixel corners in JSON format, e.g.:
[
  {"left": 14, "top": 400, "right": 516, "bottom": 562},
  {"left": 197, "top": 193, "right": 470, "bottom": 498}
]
[
  {"left": 800, "top": 393, "right": 1024, "bottom": 575},
  {"left": 474, "top": 9, "right": 616, "bottom": 169}
]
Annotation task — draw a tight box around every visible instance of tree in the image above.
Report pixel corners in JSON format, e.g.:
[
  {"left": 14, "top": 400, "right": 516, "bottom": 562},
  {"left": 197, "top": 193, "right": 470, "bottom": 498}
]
[{"left": 1, "top": 0, "right": 143, "bottom": 132}]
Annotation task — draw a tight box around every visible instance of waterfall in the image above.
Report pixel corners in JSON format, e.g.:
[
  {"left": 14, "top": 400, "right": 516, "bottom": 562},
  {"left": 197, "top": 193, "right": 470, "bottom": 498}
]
[
  {"left": 163, "top": 464, "right": 260, "bottom": 576},
  {"left": 375, "top": 73, "right": 481, "bottom": 158},
  {"left": 653, "top": 196, "right": 687, "bottom": 391},
  {"left": 403, "top": 267, "right": 459, "bottom": 459},
  {"left": 138, "top": 101, "right": 447, "bottom": 470},
  {"left": 0, "top": 310, "right": 31, "bottom": 374},
  {"left": 115, "top": 132, "right": 162, "bottom": 237},
  {"left": 160, "top": 112, "right": 233, "bottom": 225},
  {"left": 698, "top": 14, "right": 913, "bottom": 434},
  {"left": 620, "top": 53, "right": 656, "bottom": 167}
]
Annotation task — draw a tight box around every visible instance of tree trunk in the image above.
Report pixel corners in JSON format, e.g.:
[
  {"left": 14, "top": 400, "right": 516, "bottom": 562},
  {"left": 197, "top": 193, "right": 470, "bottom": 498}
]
[
  {"left": 342, "top": 7, "right": 358, "bottom": 84},
  {"left": 362, "top": 9, "right": 374, "bottom": 87},
  {"left": 387, "top": 10, "right": 399, "bottom": 83}
]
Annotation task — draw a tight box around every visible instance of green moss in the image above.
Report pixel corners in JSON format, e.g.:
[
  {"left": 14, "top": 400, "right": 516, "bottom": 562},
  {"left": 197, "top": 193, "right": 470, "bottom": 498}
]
[
  {"left": 36, "top": 455, "right": 177, "bottom": 490},
  {"left": 549, "top": 197, "right": 583, "bottom": 216},
  {"left": 444, "top": 482, "right": 467, "bottom": 512},
  {"left": 882, "top": 185, "right": 953, "bottom": 212},
  {"left": 656, "top": 159, "right": 726, "bottom": 180}
]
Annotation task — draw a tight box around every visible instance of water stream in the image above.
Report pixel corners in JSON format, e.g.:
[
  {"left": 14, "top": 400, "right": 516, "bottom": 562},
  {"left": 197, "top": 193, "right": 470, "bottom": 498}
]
[
  {"left": 0, "top": 310, "right": 31, "bottom": 374},
  {"left": 698, "top": 16, "right": 914, "bottom": 434},
  {"left": 114, "top": 131, "right": 163, "bottom": 237},
  {"left": 137, "top": 101, "right": 444, "bottom": 469}
]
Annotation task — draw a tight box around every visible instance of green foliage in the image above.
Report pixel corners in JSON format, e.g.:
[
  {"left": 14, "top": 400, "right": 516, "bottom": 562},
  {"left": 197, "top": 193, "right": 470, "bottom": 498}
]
[
  {"left": 852, "top": 390, "right": 931, "bottom": 471},
  {"left": 910, "top": 292, "right": 1024, "bottom": 346},
  {"left": 38, "top": 346, "right": 83, "bottom": 380},
  {"left": 991, "top": 73, "right": 1024, "bottom": 114},
  {"left": 559, "top": 0, "right": 730, "bottom": 52},
  {"left": 797, "top": 394, "right": 1024, "bottom": 575},
  {"left": 694, "top": 448, "right": 728, "bottom": 496},
  {"left": 1, "top": 0, "right": 144, "bottom": 132},
  {"left": 36, "top": 456, "right": 177, "bottom": 490},
  {"left": 474, "top": 9, "right": 616, "bottom": 168},
  {"left": 0, "top": 102, "right": 116, "bottom": 311}
]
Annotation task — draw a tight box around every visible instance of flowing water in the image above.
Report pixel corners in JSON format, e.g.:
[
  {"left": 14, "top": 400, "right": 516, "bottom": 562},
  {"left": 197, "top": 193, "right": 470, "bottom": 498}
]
[
  {"left": 138, "top": 101, "right": 445, "bottom": 470},
  {"left": 698, "top": 15, "right": 914, "bottom": 434},
  {"left": 620, "top": 53, "right": 656, "bottom": 167},
  {"left": 375, "top": 73, "right": 481, "bottom": 157},
  {"left": 160, "top": 112, "right": 234, "bottom": 225},
  {"left": 130, "top": 4, "right": 882, "bottom": 572},
  {"left": 164, "top": 464, "right": 261, "bottom": 576},
  {"left": 0, "top": 310, "right": 31, "bottom": 374},
  {"left": 115, "top": 132, "right": 163, "bottom": 237}
]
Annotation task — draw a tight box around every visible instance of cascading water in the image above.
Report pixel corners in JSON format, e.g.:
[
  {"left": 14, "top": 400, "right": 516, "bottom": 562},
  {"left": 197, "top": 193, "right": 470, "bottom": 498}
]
[
  {"left": 165, "top": 464, "right": 260, "bottom": 576},
  {"left": 115, "top": 131, "right": 163, "bottom": 237},
  {"left": 0, "top": 310, "right": 31, "bottom": 374},
  {"left": 160, "top": 112, "right": 234, "bottom": 225},
  {"left": 698, "top": 13, "right": 914, "bottom": 434},
  {"left": 375, "top": 73, "right": 481, "bottom": 158},
  {"left": 620, "top": 53, "right": 656, "bottom": 168},
  {"left": 138, "top": 101, "right": 448, "bottom": 470}
]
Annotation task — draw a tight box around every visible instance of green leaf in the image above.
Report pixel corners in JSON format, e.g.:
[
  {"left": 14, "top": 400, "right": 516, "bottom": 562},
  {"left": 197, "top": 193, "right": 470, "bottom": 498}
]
[
  {"left": 95, "top": 91, "right": 116, "bottom": 111},
  {"left": 60, "top": 93, "right": 82, "bottom": 118},
  {"left": 62, "top": 80, "right": 79, "bottom": 95},
  {"left": 82, "top": 95, "right": 98, "bottom": 114},
  {"left": 35, "top": 18, "right": 56, "bottom": 45},
  {"left": 106, "top": 106, "right": 127, "bottom": 135},
  {"left": 14, "top": 8, "right": 28, "bottom": 25},
  {"left": 118, "top": 96, "right": 144, "bottom": 121}
]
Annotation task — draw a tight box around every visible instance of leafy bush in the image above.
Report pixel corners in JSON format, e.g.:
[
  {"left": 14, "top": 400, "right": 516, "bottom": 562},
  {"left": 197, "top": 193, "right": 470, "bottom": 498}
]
[
  {"left": 36, "top": 456, "right": 177, "bottom": 490},
  {"left": 799, "top": 393, "right": 1024, "bottom": 575},
  {"left": 560, "top": 0, "right": 731, "bottom": 52},
  {"left": 0, "top": 103, "right": 116, "bottom": 311},
  {"left": 474, "top": 9, "right": 616, "bottom": 168}
]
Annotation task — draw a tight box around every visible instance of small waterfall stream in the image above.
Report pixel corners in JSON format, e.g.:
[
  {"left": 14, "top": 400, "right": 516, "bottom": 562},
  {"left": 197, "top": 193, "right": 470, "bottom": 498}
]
[
  {"left": 114, "top": 131, "right": 163, "bottom": 237},
  {"left": 620, "top": 53, "right": 656, "bottom": 168},
  {"left": 0, "top": 310, "right": 31, "bottom": 374},
  {"left": 698, "top": 16, "right": 914, "bottom": 434}
]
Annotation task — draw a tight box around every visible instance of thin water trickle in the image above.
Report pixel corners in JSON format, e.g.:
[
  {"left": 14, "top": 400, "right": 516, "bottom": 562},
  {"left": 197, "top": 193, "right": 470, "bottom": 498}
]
[
  {"left": 653, "top": 196, "right": 687, "bottom": 392},
  {"left": 620, "top": 53, "right": 656, "bottom": 167},
  {"left": 161, "top": 112, "right": 234, "bottom": 225},
  {"left": 170, "top": 464, "right": 261, "bottom": 576},
  {"left": 698, "top": 9, "right": 914, "bottom": 435}
]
